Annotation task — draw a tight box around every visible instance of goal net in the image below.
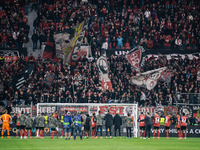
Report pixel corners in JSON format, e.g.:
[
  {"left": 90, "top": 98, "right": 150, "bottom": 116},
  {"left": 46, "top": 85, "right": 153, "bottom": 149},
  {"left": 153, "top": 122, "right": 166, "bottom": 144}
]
[{"left": 37, "top": 103, "right": 138, "bottom": 137}]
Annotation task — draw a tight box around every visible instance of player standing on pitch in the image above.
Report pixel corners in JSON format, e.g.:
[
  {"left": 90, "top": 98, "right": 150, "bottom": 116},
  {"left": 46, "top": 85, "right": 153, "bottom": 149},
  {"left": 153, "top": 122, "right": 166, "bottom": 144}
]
[
  {"left": 181, "top": 113, "right": 189, "bottom": 140},
  {"left": 104, "top": 110, "right": 113, "bottom": 139},
  {"left": 138, "top": 112, "right": 146, "bottom": 139},
  {"left": 125, "top": 113, "right": 132, "bottom": 139},
  {"left": 38, "top": 113, "right": 45, "bottom": 139},
  {"left": 49, "top": 114, "right": 58, "bottom": 139},
  {"left": 84, "top": 114, "right": 91, "bottom": 139},
  {"left": 14, "top": 112, "right": 20, "bottom": 138},
  {"left": 19, "top": 111, "right": 26, "bottom": 139},
  {"left": 1, "top": 110, "right": 12, "bottom": 139},
  {"left": 165, "top": 114, "right": 173, "bottom": 139},
  {"left": 152, "top": 112, "right": 160, "bottom": 139},
  {"left": 34, "top": 113, "right": 40, "bottom": 138},
  {"left": 81, "top": 112, "right": 87, "bottom": 138},
  {"left": 60, "top": 111, "right": 65, "bottom": 138},
  {"left": 53, "top": 111, "right": 59, "bottom": 138},
  {"left": 176, "top": 114, "right": 181, "bottom": 139},
  {"left": 25, "top": 113, "right": 33, "bottom": 139},
  {"left": 113, "top": 111, "right": 122, "bottom": 139},
  {"left": 140, "top": 112, "right": 152, "bottom": 139},
  {"left": 91, "top": 113, "right": 97, "bottom": 139},
  {"left": 95, "top": 110, "right": 103, "bottom": 139}
]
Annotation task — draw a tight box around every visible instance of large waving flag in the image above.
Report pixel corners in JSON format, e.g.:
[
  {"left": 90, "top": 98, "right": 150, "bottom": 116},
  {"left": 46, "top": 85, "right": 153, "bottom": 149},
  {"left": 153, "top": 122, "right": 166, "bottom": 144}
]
[
  {"left": 130, "top": 67, "right": 167, "bottom": 90},
  {"left": 12, "top": 64, "right": 33, "bottom": 89},
  {"left": 97, "top": 56, "right": 113, "bottom": 90},
  {"left": 42, "top": 41, "right": 55, "bottom": 59},
  {"left": 125, "top": 46, "right": 145, "bottom": 71}
]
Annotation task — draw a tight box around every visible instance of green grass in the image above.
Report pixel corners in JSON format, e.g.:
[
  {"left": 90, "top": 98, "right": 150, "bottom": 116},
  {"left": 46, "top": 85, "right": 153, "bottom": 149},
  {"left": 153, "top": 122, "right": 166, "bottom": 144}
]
[{"left": 0, "top": 137, "right": 200, "bottom": 150}]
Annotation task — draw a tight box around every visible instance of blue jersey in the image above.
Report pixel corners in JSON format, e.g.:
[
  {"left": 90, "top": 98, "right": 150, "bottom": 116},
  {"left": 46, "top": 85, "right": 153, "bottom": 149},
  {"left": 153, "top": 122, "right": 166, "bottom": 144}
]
[
  {"left": 74, "top": 115, "right": 82, "bottom": 126},
  {"left": 63, "top": 115, "right": 72, "bottom": 128}
]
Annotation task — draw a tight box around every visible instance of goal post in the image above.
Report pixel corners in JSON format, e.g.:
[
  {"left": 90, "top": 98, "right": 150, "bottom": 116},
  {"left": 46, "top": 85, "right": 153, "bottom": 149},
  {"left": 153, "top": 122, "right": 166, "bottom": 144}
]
[{"left": 37, "top": 103, "right": 138, "bottom": 137}]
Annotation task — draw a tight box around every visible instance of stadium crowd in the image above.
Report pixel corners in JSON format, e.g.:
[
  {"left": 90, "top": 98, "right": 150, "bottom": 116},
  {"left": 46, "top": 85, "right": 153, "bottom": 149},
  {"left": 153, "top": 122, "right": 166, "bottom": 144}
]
[
  {"left": 0, "top": 51, "right": 199, "bottom": 108},
  {"left": 0, "top": 0, "right": 200, "bottom": 109},
  {"left": 0, "top": 0, "right": 30, "bottom": 49},
  {"left": 28, "top": 0, "right": 200, "bottom": 52}
]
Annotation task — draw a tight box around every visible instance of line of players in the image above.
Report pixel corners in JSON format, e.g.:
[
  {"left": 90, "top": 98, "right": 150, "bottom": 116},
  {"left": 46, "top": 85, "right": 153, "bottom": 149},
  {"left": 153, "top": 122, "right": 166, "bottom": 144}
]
[
  {"left": 1, "top": 110, "right": 188, "bottom": 139},
  {"left": 1, "top": 111, "right": 59, "bottom": 139},
  {"left": 14, "top": 112, "right": 59, "bottom": 139},
  {"left": 1, "top": 110, "right": 133, "bottom": 139},
  {"left": 138, "top": 112, "right": 189, "bottom": 139}
]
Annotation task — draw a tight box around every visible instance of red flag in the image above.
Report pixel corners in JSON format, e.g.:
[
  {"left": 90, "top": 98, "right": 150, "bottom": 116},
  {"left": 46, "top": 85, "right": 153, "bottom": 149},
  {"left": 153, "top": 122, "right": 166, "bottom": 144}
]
[{"left": 101, "top": 79, "right": 113, "bottom": 90}]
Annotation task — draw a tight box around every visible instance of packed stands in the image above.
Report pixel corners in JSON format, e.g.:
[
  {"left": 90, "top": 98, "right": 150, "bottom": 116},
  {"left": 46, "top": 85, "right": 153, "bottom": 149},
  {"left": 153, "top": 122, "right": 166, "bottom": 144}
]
[{"left": 0, "top": 0, "right": 200, "bottom": 110}]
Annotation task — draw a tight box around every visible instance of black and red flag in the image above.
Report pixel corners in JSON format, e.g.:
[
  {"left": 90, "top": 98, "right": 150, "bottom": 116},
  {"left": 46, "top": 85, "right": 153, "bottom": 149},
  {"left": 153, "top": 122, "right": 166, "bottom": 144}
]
[
  {"left": 42, "top": 41, "right": 58, "bottom": 60},
  {"left": 125, "top": 46, "right": 145, "bottom": 71}
]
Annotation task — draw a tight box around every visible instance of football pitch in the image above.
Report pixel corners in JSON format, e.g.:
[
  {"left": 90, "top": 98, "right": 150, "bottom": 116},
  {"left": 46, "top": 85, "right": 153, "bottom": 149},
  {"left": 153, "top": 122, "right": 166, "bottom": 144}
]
[{"left": 0, "top": 137, "right": 200, "bottom": 150}]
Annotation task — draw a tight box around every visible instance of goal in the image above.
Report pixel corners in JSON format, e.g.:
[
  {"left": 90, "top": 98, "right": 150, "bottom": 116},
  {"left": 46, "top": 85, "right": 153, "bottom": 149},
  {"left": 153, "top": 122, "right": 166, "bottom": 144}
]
[{"left": 37, "top": 103, "right": 138, "bottom": 137}]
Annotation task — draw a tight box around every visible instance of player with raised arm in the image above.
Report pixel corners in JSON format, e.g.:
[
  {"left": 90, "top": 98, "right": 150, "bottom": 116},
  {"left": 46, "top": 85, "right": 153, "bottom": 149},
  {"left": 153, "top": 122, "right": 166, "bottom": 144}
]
[
  {"left": 1, "top": 110, "right": 12, "bottom": 139},
  {"left": 19, "top": 111, "right": 26, "bottom": 139},
  {"left": 25, "top": 113, "right": 33, "bottom": 139},
  {"left": 153, "top": 112, "right": 160, "bottom": 139},
  {"left": 49, "top": 114, "right": 58, "bottom": 139},
  {"left": 181, "top": 113, "right": 189, "bottom": 140},
  {"left": 176, "top": 114, "right": 181, "bottom": 139},
  {"left": 138, "top": 112, "right": 146, "bottom": 139},
  {"left": 165, "top": 114, "right": 172, "bottom": 139}
]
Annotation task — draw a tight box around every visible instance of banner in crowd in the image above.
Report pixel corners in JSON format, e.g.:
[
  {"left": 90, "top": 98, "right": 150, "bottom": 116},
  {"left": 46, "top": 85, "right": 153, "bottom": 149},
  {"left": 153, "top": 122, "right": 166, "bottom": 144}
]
[
  {"left": 12, "top": 64, "right": 33, "bottom": 89},
  {"left": 161, "top": 72, "right": 171, "bottom": 83},
  {"left": 146, "top": 53, "right": 200, "bottom": 60},
  {"left": 54, "top": 21, "right": 85, "bottom": 62},
  {"left": 138, "top": 106, "right": 178, "bottom": 116},
  {"left": 11, "top": 105, "right": 37, "bottom": 116},
  {"left": 66, "top": 21, "right": 89, "bottom": 63},
  {"left": 54, "top": 20, "right": 89, "bottom": 64},
  {"left": 130, "top": 67, "right": 167, "bottom": 90},
  {"left": 150, "top": 125, "right": 200, "bottom": 137},
  {"left": 43, "top": 73, "right": 55, "bottom": 87},
  {"left": 77, "top": 45, "right": 92, "bottom": 58},
  {"left": 97, "top": 56, "right": 113, "bottom": 90},
  {"left": 6, "top": 104, "right": 198, "bottom": 119},
  {"left": 192, "top": 105, "right": 200, "bottom": 118},
  {"left": 125, "top": 46, "right": 145, "bottom": 71},
  {"left": 42, "top": 41, "right": 56, "bottom": 60},
  {"left": 197, "top": 70, "right": 200, "bottom": 81},
  {"left": 0, "top": 50, "right": 19, "bottom": 62},
  {"left": 106, "top": 48, "right": 200, "bottom": 60}
]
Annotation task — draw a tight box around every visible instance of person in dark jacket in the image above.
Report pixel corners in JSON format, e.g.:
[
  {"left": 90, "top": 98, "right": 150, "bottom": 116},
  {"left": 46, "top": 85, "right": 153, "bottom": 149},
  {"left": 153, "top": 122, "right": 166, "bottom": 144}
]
[
  {"left": 140, "top": 112, "right": 152, "bottom": 139},
  {"left": 104, "top": 110, "right": 113, "bottom": 138},
  {"left": 31, "top": 31, "right": 38, "bottom": 51},
  {"left": 113, "top": 111, "right": 122, "bottom": 138},
  {"left": 84, "top": 114, "right": 90, "bottom": 139}
]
